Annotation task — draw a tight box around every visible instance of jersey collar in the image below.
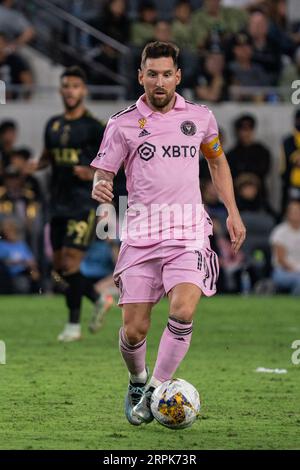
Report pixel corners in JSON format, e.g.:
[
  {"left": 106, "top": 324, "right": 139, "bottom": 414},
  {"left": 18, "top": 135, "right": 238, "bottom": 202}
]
[{"left": 136, "top": 92, "right": 186, "bottom": 117}]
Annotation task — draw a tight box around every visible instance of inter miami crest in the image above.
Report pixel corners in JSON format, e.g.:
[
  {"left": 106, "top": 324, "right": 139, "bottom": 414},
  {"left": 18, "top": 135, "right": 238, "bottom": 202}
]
[{"left": 180, "top": 121, "right": 196, "bottom": 136}]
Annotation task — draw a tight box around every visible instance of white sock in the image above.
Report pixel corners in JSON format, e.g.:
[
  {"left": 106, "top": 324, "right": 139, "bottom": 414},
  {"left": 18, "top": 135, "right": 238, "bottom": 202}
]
[
  {"left": 130, "top": 368, "right": 148, "bottom": 384},
  {"left": 147, "top": 376, "right": 162, "bottom": 389}
]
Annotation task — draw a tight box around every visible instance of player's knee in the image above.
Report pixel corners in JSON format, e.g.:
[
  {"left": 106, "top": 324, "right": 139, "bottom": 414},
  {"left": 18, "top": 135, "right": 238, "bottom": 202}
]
[
  {"left": 169, "top": 302, "right": 195, "bottom": 323},
  {"left": 61, "top": 252, "right": 81, "bottom": 274},
  {"left": 123, "top": 321, "right": 150, "bottom": 345}
]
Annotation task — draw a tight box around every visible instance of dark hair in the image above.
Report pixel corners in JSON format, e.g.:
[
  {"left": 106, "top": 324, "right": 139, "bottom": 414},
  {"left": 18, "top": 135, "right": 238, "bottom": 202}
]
[
  {"left": 0, "top": 120, "right": 17, "bottom": 135},
  {"left": 140, "top": 41, "right": 179, "bottom": 69},
  {"left": 60, "top": 66, "right": 87, "bottom": 84},
  {"left": 139, "top": 0, "right": 156, "bottom": 12},
  {"left": 11, "top": 147, "right": 32, "bottom": 160},
  {"left": 175, "top": 0, "right": 192, "bottom": 7},
  {"left": 234, "top": 114, "right": 256, "bottom": 131}
]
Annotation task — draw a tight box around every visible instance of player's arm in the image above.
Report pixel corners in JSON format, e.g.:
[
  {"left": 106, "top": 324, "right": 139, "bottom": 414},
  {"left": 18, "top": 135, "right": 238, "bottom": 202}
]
[
  {"left": 201, "top": 116, "right": 246, "bottom": 254},
  {"left": 92, "top": 170, "right": 114, "bottom": 203},
  {"left": 206, "top": 153, "right": 246, "bottom": 253},
  {"left": 90, "top": 117, "right": 128, "bottom": 204}
]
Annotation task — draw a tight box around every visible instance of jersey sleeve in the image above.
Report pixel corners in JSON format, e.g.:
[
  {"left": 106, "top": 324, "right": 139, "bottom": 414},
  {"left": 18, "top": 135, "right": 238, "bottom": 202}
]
[
  {"left": 90, "top": 118, "right": 128, "bottom": 174},
  {"left": 200, "top": 110, "right": 224, "bottom": 160}
]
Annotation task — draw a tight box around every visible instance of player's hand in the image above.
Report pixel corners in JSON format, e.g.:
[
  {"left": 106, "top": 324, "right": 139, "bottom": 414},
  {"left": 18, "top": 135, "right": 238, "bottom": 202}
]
[
  {"left": 73, "top": 166, "right": 94, "bottom": 181},
  {"left": 226, "top": 212, "right": 246, "bottom": 254},
  {"left": 92, "top": 179, "right": 114, "bottom": 203}
]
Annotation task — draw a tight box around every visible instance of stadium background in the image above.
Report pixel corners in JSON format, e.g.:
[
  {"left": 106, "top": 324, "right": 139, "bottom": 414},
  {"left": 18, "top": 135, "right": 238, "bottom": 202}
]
[{"left": 1, "top": 0, "right": 300, "bottom": 451}]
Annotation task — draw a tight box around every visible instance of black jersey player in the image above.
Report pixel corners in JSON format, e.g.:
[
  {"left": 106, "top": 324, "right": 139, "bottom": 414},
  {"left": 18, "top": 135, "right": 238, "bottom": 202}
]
[{"left": 31, "top": 66, "right": 113, "bottom": 341}]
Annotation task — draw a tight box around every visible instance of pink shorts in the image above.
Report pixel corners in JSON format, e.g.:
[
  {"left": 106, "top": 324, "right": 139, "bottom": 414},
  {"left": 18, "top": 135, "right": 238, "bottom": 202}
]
[{"left": 113, "top": 240, "right": 219, "bottom": 305}]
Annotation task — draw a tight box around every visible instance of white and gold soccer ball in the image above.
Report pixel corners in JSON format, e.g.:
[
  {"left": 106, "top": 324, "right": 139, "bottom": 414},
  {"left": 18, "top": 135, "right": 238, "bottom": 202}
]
[{"left": 151, "top": 378, "right": 200, "bottom": 429}]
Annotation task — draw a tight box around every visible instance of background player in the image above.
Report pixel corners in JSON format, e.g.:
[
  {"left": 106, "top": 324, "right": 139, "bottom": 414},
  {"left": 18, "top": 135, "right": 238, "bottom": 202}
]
[
  {"left": 30, "top": 66, "right": 112, "bottom": 342},
  {"left": 91, "top": 42, "right": 246, "bottom": 424}
]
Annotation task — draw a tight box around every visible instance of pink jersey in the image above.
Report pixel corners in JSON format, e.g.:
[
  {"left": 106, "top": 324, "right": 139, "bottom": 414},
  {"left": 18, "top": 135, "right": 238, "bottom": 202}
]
[{"left": 91, "top": 93, "right": 223, "bottom": 247}]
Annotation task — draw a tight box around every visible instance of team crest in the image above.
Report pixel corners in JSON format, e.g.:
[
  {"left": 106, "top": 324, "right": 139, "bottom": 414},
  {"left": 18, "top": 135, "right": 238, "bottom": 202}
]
[
  {"left": 52, "top": 120, "right": 60, "bottom": 132},
  {"left": 138, "top": 118, "right": 147, "bottom": 129},
  {"left": 181, "top": 121, "right": 196, "bottom": 136}
]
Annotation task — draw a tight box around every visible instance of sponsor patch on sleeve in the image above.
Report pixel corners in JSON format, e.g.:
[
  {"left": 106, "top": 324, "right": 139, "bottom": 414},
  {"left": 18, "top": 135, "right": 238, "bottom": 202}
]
[{"left": 200, "top": 136, "right": 223, "bottom": 159}]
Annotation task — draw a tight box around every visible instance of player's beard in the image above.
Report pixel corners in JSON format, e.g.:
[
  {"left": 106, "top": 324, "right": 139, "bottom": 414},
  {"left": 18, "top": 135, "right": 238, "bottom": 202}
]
[
  {"left": 63, "top": 96, "right": 83, "bottom": 112},
  {"left": 149, "top": 90, "right": 174, "bottom": 109}
]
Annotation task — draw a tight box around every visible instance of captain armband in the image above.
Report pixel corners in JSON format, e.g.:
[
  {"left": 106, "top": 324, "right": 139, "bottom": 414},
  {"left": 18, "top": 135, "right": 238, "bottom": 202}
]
[{"left": 200, "top": 136, "right": 223, "bottom": 160}]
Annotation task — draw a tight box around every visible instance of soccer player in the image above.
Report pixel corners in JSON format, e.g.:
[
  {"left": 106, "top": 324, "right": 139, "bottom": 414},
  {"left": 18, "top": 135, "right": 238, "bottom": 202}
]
[
  {"left": 91, "top": 42, "right": 246, "bottom": 424},
  {"left": 31, "top": 66, "right": 111, "bottom": 342}
]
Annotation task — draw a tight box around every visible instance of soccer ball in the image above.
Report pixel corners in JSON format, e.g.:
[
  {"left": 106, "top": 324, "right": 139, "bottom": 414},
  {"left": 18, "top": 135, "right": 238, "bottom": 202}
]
[{"left": 151, "top": 378, "right": 200, "bottom": 429}]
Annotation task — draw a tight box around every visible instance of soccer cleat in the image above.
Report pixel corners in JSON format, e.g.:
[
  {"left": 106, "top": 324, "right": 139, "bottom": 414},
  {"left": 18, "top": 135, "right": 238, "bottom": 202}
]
[
  {"left": 125, "top": 367, "right": 149, "bottom": 426},
  {"left": 57, "top": 323, "right": 82, "bottom": 342},
  {"left": 132, "top": 386, "right": 155, "bottom": 424},
  {"left": 89, "top": 294, "right": 114, "bottom": 333}
]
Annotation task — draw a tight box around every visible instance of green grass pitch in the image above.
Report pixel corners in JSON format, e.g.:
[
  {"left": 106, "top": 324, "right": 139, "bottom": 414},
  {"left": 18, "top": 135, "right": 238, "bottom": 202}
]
[{"left": 0, "top": 295, "right": 300, "bottom": 450}]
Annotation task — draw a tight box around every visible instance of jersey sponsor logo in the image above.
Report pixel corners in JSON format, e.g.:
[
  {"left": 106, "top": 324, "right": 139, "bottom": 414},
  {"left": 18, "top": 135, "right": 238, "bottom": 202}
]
[
  {"left": 162, "top": 145, "right": 198, "bottom": 158},
  {"left": 138, "top": 118, "right": 147, "bottom": 129},
  {"left": 138, "top": 128, "right": 151, "bottom": 138},
  {"left": 52, "top": 148, "right": 80, "bottom": 165},
  {"left": 137, "top": 142, "right": 156, "bottom": 161},
  {"left": 180, "top": 121, "right": 196, "bottom": 136}
]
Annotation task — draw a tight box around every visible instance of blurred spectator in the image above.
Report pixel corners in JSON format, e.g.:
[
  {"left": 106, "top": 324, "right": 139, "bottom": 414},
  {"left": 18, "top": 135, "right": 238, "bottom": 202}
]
[
  {"left": 236, "top": 174, "right": 275, "bottom": 289},
  {"left": 280, "top": 109, "right": 300, "bottom": 212},
  {"left": 0, "top": 32, "right": 33, "bottom": 100},
  {"left": 190, "top": 0, "right": 248, "bottom": 50},
  {"left": 80, "top": 239, "right": 119, "bottom": 293},
  {"left": 247, "top": 9, "right": 281, "bottom": 85},
  {"left": 228, "top": 31, "right": 270, "bottom": 101},
  {"left": 0, "top": 165, "right": 42, "bottom": 233},
  {"left": 9, "top": 148, "right": 42, "bottom": 199},
  {"left": 270, "top": 199, "right": 300, "bottom": 295},
  {"left": 0, "top": 120, "right": 18, "bottom": 173},
  {"left": 153, "top": 20, "right": 174, "bottom": 43},
  {"left": 0, "top": 0, "right": 35, "bottom": 50},
  {"left": 279, "top": 47, "right": 300, "bottom": 102},
  {"left": 172, "top": 0, "right": 194, "bottom": 51},
  {"left": 130, "top": 1, "right": 158, "bottom": 47},
  {"left": 201, "top": 179, "right": 228, "bottom": 223},
  {"left": 268, "top": 0, "right": 297, "bottom": 56},
  {"left": 227, "top": 114, "right": 271, "bottom": 199},
  {"left": 87, "top": 0, "right": 130, "bottom": 93},
  {"left": 0, "top": 217, "right": 40, "bottom": 294},
  {"left": 91, "top": 0, "right": 130, "bottom": 45},
  {"left": 234, "top": 173, "right": 277, "bottom": 219},
  {"left": 213, "top": 216, "right": 245, "bottom": 292},
  {"left": 195, "top": 44, "right": 227, "bottom": 102}
]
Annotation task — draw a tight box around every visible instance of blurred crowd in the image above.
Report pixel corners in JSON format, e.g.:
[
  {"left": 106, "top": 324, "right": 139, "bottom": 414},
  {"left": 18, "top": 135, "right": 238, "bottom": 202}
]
[
  {"left": 1, "top": 108, "right": 300, "bottom": 295},
  {"left": 1, "top": 0, "right": 300, "bottom": 100}
]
